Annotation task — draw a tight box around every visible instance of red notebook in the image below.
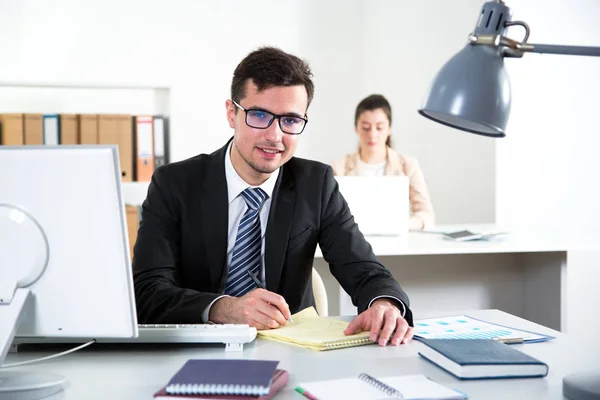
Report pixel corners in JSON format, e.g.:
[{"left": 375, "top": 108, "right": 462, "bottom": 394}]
[{"left": 153, "top": 369, "right": 289, "bottom": 400}]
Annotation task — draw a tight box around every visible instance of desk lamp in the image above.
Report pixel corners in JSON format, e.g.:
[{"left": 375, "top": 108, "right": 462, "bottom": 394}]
[
  {"left": 418, "top": 0, "right": 600, "bottom": 138},
  {"left": 418, "top": 1, "right": 600, "bottom": 399}
]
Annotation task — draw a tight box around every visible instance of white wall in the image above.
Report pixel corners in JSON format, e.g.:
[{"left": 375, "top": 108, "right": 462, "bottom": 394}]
[
  {"left": 0, "top": 0, "right": 304, "bottom": 157},
  {"left": 493, "top": 0, "right": 600, "bottom": 339},
  {"left": 0, "top": 0, "right": 495, "bottom": 225},
  {"left": 495, "top": 0, "right": 600, "bottom": 232},
  {"left": 360, "top": 0, "right": 494, "bottom": 225},
  {"left": 298, "top": 0, "right": 494, "bottom": 225},
  {"left": 2, "top": 0, "right": 599, "bottom": 337},
  {"left": 296, "top": 1, "right": 367, "bottom": 163}
]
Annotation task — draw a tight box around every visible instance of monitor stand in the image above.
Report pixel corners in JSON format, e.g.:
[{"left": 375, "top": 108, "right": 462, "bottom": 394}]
[{"left": 0, "top": 287, "right": 66, "bottom": 400}]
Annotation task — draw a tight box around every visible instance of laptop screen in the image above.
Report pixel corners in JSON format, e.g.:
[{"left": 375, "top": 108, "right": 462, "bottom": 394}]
[{"left": 335, "top": 176, "right": 409, "bottom": 236}]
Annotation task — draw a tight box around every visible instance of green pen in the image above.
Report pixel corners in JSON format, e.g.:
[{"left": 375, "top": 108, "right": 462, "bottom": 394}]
[{"left": 295, "top": 386, "right": 318, "bottom": 400}]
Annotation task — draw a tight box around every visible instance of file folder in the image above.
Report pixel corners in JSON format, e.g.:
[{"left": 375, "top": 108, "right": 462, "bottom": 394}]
[
  {"left": 79, "top": 114, "right": 98, "bottom": 144},
  {"left": 23, "top": 114, "right": 44, "bottom": 145},
  {"left": 125, "top": 205, "right": 139, "bottom": 262},
  {"left": 43, "top": 115, "right": 60, "bottom": 145},
  {"left": 98, "top": 114, "right": 133, "bottom": 181},
  {"left": 59, "top": 114, "right": 78, "bottom": 144},
  {"left": 134, "top": 116, "right": 155, "bottom": 181},
  {"left": 153, "top": 116, "right": 167, "bottom": 168},
  {"left": 0, "top": 114, "right": 24, "bottom": 145}
]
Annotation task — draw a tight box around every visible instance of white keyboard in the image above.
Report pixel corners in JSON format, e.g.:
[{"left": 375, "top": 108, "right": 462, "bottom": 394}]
[
  {"left": 12, "top": 324, "right": 257, "bottom": 352},
  {"left": 129, "top": 324, "right": 257, "bottom": 350}
]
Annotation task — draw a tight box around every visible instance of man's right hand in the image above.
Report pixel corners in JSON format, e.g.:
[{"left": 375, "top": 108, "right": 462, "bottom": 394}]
[{"left": 208, "top": 289, "right": 292, "bottom": 330}]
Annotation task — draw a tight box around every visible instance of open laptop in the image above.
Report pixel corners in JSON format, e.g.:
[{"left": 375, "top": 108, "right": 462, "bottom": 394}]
[{"left": 335, "top": 176, "right": 409, "bottom": 236}]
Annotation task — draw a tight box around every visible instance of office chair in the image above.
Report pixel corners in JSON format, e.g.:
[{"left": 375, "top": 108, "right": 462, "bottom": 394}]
[{"left": 311, "top": 268, "right": 328, "bottom": 316}]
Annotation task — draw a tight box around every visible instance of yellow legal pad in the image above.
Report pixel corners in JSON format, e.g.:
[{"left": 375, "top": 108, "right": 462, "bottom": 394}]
[{"left": 257, "top": 307, "right": 373, "bottom": 351}]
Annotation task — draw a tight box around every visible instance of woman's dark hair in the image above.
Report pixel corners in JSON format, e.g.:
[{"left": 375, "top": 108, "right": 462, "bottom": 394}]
[
  {"left": 354, "top": 94, "right": 392, "bottom": 147},
  {"left": 231, "top": 46, "right": 314, "bottom": 108}
]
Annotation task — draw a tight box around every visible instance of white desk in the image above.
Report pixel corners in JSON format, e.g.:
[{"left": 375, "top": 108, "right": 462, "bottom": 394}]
[
  {"left": 314, "top": 224, "right": 600, "bottom": 339},
  {"left": 6, "top": 310, "right": 598, "bottom": 399}
]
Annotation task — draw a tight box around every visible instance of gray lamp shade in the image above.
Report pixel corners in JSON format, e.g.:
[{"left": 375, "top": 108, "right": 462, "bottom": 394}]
[{"left": 419, "top": 44, "right": 511, "bottom": 138}]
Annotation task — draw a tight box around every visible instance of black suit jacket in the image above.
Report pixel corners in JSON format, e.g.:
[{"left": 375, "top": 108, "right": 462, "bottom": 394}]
[{"left": 132, "top": 140, "right": 413, "bottom": 325}]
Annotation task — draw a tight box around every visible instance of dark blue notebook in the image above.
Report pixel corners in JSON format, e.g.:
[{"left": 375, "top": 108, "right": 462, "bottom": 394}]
[
  {"left": 165, "top": 359, "right": 279, "bottom": 396},
  {"left": 418, "top": 339, "right": 549, "bottom": 380}
]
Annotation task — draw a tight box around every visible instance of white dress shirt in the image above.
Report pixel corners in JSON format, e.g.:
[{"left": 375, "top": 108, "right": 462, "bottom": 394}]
[
  {"left": 203, "top": 142, "right": 405, "bottom": 321},
  {"left": 202, "top": 142, "right": 278, "bottom": 321}
]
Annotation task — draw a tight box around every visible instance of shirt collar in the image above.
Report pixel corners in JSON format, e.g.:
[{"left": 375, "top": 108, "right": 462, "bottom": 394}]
[{"left": 224, "top": 141, "right": 279, "bottom": 204}]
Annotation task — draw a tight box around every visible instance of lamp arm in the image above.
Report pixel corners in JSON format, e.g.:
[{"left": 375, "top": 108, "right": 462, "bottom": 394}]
[
  {"left": 523, "top": 43, "right": 600, "bottom": 57},
  {"left": 468, "top": 33, "right": 600, "bottom": 58}
]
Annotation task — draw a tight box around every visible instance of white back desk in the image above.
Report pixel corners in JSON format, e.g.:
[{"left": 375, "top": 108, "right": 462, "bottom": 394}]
[
  {"left": 314, "top": 224, "right": 600, "bottom": 340},
  {"left": 6, "top": 310, "right": 598, "bottom": 400}
]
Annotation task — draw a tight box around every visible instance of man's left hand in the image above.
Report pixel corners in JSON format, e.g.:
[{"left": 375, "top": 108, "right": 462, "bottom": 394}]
[{"left": 344, "top": 299, "right": 413, "bottom": 346}]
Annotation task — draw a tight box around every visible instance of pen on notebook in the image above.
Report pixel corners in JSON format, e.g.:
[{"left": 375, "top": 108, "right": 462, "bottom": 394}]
[
  {"left": 295, "top": 387, "right": 318, "bottom": 400},
  {"left": 247, "top": 270, "right": 294, "bottom": 323}
]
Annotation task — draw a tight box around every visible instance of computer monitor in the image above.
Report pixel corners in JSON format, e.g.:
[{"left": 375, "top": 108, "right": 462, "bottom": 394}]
[{"left": 0, "top": 146, "right": 138, "bottom": 398}]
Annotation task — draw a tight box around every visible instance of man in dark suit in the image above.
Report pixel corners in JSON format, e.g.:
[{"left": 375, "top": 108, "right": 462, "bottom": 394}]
[{"left": 133, "top": 46, "right": 414, "bottom": 346}]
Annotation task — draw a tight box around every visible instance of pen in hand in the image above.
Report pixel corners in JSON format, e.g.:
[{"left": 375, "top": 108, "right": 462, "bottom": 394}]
[{"left": 247, "top": 270, "right": 294, "bottom": 323}]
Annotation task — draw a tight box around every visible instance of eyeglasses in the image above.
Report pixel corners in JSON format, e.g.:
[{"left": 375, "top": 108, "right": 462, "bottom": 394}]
[{"left": 232, "top": 100, "right": 308, "bottom": 135}]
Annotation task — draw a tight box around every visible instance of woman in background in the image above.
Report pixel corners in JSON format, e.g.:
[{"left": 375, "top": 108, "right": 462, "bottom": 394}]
[{"left": 331, "top": 94, "right": 435, "bottom": 230}]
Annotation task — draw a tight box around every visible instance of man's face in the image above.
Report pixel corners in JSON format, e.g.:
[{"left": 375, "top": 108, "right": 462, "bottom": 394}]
[{"left": 226, "top": 80, "right": 308, "bottom": 185}]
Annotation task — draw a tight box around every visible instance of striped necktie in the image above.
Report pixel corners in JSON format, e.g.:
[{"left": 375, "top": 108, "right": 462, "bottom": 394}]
[{"left": 224, "top": 187, "right": 268, "bottom": 297}]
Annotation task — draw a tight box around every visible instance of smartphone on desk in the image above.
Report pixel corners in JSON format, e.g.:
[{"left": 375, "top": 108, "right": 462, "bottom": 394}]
[{"left": 442, "top": 230, "right": 507, "bottom": 242}]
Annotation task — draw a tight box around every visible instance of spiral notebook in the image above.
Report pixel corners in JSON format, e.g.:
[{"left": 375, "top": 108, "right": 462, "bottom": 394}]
[
  {"left": 297, "top": 373, "right": 466, "bottom": 400},
  {"left": 154, "top": 369, "right": 289, "bottom": 399},
  {"left": 164, "top": 359, "right": 279, "bottom": 396},
  {"left": 257, "top": 307, "right": 372, "bottom": 351}
]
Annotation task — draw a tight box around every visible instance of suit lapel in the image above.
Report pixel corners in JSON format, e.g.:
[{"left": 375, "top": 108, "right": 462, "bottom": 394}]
[
  {"left": 265, "top": 165, "right": 295, "bottom": 292},
  {"left": 200, "top": 142, "right": 230, "bottom": 291}
]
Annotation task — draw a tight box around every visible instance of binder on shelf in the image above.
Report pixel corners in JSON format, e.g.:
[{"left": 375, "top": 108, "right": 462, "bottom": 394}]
[
  {"left": 0, "top": 114, "right": 24, "bottom": 145},
  {"left": 43, "top": 114, "right": 60, "bottom": 145},
  {"left": 98, "top": 114, "right": 133, "bottom": 181},
  {"left": 153, "top": 115, "right": 167, "bottom": 168},
  {"left": 59, "top": 114, "right": 79, "bottom": 144},
  {"left": 133, "top": 115, "right": 155, "bottom": 182},
  {"left": 163, "top": 117, "right": 170, "bottom": 164},
  {"left": 79, "top": 114, "right": 99, "bottom": 144},
  {"left": 125, "top": 205, "right": 139, "bottom": 262},
  {"left": 115, "top": 114, "right": 133, "bottom": 182},
  {"left": 23, "top": 114, "right": 44, "bottom": 145}
]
